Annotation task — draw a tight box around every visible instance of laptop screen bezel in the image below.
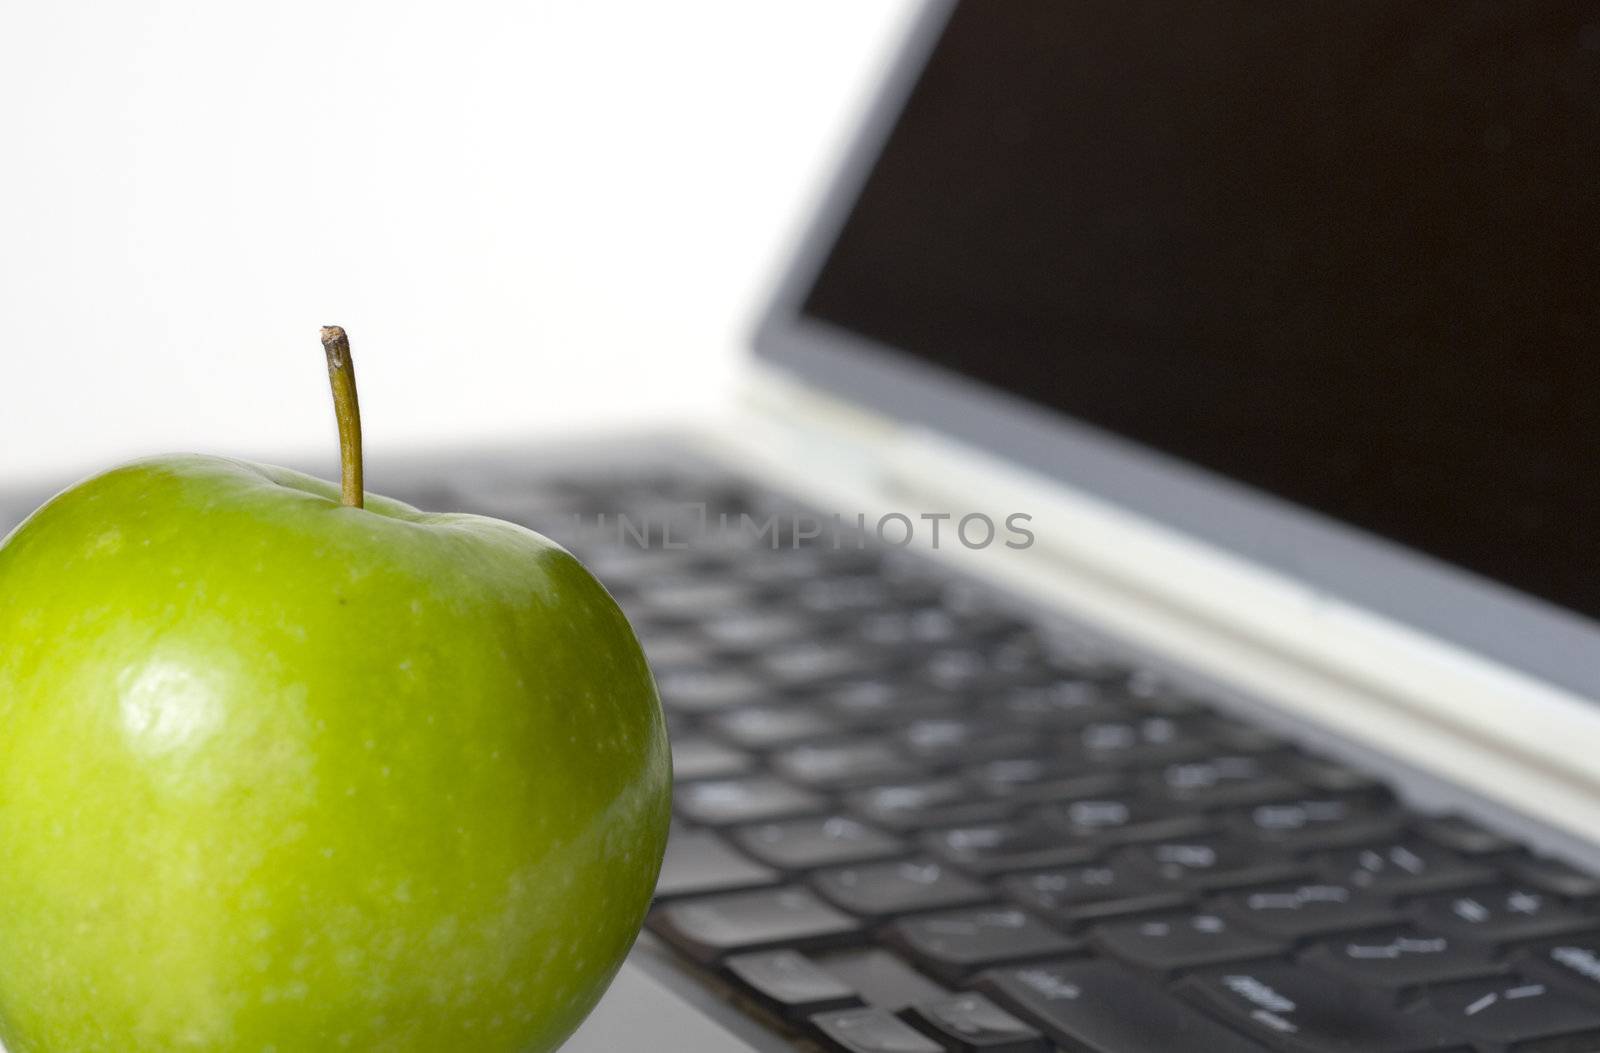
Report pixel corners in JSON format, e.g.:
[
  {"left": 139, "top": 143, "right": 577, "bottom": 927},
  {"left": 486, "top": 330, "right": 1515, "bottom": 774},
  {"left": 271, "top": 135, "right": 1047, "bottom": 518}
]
[{"left": 752, "top": 0, "right": 1600, "bottom": 703}]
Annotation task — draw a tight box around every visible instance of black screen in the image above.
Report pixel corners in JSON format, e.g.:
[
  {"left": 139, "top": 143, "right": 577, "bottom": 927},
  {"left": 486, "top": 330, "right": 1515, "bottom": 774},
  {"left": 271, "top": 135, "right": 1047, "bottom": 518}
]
[{"left": 803, "top": 1, "right": 1600, "bottom": 619}]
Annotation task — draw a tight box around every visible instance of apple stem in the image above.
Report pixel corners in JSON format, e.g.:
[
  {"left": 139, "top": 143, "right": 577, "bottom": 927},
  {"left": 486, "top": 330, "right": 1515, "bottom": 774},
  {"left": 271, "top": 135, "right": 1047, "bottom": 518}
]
[{"left": 320, "top": 326, "right": 364, "bottom": 509}]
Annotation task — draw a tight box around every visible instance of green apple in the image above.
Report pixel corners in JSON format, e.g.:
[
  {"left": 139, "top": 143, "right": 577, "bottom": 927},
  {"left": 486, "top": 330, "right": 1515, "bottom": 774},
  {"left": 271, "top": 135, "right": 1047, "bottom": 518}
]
[{"left": 0, "top": 328, "right": 671, "bottom": 1051}]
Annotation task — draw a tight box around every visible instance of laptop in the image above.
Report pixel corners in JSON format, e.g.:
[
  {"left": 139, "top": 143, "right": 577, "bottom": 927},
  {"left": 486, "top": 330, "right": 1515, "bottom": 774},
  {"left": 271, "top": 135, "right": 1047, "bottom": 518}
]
[{"left": 8, "top": 2, "right": 1600, "bottom": 1050}]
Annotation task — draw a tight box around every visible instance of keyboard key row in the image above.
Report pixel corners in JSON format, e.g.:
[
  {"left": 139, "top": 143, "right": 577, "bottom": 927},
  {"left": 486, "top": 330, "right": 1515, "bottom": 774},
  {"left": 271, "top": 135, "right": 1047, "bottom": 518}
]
[
  {"left": 1180, "top": 963, "right": 1600, "bottom": 1052},
  {"left": 671, "top": 921, "right": 1600, "bottom": 1051},
  {"left": 652, "top": 874, "right": 1600, "bottom": 979}
]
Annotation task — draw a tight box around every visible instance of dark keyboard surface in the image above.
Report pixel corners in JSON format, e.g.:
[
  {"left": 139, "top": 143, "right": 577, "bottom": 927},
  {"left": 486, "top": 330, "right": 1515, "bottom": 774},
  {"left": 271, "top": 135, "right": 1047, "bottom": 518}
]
[{"left": 457, "top": 467, "right": 1600, "bottom": 1053}]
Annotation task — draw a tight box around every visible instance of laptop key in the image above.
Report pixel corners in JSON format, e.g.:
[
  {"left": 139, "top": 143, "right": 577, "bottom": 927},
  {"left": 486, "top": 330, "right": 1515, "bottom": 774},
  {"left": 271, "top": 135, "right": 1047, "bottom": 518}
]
[
  {"left": 851, "top": 771, "right": 972, "bottom": 825},
  {"left": 1300, "top": 926, "right": 1505, "bottom": 990},
  {"left": 1146, "top": 755, "right": 1306, "bottom": 809},
  {"left": 1121, "top": 671, "right": 1212, "bottom": 715},
  {"left": 975, "top": 958, "right": 1275, "bottom": 1053},
  {"left": 656, "top": 667, "right": 766, "bottom": 713},
  {"left": 1415, "top": 814, "right": 1520, "bottom": 856},
  {"left": 1315, "top": 839, "right": 1498, "bottom": 896},
  {"left": 799, "top": 574, "right": 915, "bottom": 615},
  {"left": 1176, "top": 963, "right": 1469, "bottom": 1051},
  {"left": 774, "top": 740, "right": 924, "bottom": 791},
  {"left": 898, "top": 992, "right": 1048, "bottom": 1052},
  {"left": 856, "top": 606, "right": 965, "bottom": 648},
  {"left": 655, "top": 828, "right": 781, "bottom": 899},
  {"left": 999, "top": 861, "right": 1191, "bottom": 925},
  {"left": 675, "top": 775, "right": 827, "bottom": 826},
  {"left": 922, "top": 816, "right": 1100, "bottom": 876},
  {"left": 1211, "top": 881, "right": 1403, "bottom": 940},
  {"left": 730, "top": 815, "right": 907, "bottom": 872},
  {"left": 990, "top": 680, "right": 1132, "bottom": 729},
  {"left": 814, "top": 947, "right": 951, "bottom": 1011},
  {"left": 710, "top": 704, "right": 840, "bottom": 751},
  {"left": 724, "top": 949, "right": 862, "bottom": 1021},
  {"left": 758, "top": 640, "right": 898, "bottom": 687},
  {"left": 900, "top": 718, "right": 1037, "bottom": 766},
  {"left": 638, "top": 630, "right": 715, "bottom": 672},
  {"left": 1230, "top": 795, "right": 1404, "bottom": 851},
  {"left": 1410, "top": 887, "right": 1597, "bottom": 944},
  {"left": 1040, "top": 640, "right": 1134, "bottom": 683},
  {"left": 917, "top": 645, "right": 1031, "bottom": 694},
  {"left": 1091, "top": 910, "right": 1288, "bottom": 973},
  {"left": 631, "top": 579, "right": 758, "bottom": 621},
  {"left": 1505, "top": 857, "right": 1600, "bottom": 900},
  {"left": 809, "top": 1007, "right": 947, "bottom": 1053},
  {"left": 882, "top": 906, "right": 1079, "bottom": 983},
  {"left": 848, "top": 779, "right": 999, "bottom": 832},
  {"left": 1512, "top": 1032, "right": 1600, "bottom": 1052},
  {"left": 1202, "top": 718, "right": 1290, "bottom": 754},
  {"left": 1420, "top": 976, "right": 1600, "bottom": 1048},
  {"left": 823, "top": 679, "right": 969, "bottom": 727},
  {"left": 964, "top": 755, "right": 1083, "bottom": 793},
  {"left": 648, "top": 885, "right": 860, "bottom": 964},
  {"left": 966, "top": 762, "right": 1127, "bottom": 805},
  {"left": 1514, "top": 937, "right": 1600, "bottom": 1003},
  {"left": 670, "top": 734, "right": 754, "bottom": 781},
  {"left": 700, "top": 609, "right": 816, "bottom": 653},
  {"left": 1041, "top": 796, "right": 1214, "bottom": 844},
  {"left": 1116, "top": 837, "right": 1309, "bottom": 891},
  {"left": 1067, "top": 716, "right": 1217, "bottom": 768},
  {"left": 812, "top": 859, "right": 992, "bottom": 919},
  {"left": 1286, "top": 755, "right": 1386, "bottom": 795}
]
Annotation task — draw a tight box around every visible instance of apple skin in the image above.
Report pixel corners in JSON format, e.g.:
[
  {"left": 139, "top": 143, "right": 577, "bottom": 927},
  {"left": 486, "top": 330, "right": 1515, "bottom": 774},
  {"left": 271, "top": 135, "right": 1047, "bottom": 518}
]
[{"left": 0, "top": 455, "right": 671, "bottom": 1052}]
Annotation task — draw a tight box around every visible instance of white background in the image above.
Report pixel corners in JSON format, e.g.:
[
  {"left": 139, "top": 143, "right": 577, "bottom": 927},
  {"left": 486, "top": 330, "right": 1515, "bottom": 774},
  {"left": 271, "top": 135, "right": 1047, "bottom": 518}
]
[{"left": 0, "top": 1, "right": 919, "bottom": 486}]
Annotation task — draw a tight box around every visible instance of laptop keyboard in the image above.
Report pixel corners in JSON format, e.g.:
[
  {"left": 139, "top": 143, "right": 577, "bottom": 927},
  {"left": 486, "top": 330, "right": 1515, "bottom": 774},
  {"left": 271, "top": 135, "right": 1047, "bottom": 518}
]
[{"left": 443, "top": 465, "right": 1600, "bottom": 1053}]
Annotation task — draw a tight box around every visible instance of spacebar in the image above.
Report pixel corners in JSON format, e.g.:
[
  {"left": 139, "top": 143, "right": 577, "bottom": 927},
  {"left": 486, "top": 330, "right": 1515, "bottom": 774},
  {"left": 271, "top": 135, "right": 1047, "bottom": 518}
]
[{"left": 975, "top": 959, "right": 1272, "bottom": 1053}]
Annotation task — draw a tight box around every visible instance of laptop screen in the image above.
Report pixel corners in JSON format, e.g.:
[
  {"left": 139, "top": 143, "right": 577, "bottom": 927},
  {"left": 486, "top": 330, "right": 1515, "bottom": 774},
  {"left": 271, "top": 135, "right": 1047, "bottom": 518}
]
[{"left": 799, "top": 2, "right": 1600, "bottom": 622}]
